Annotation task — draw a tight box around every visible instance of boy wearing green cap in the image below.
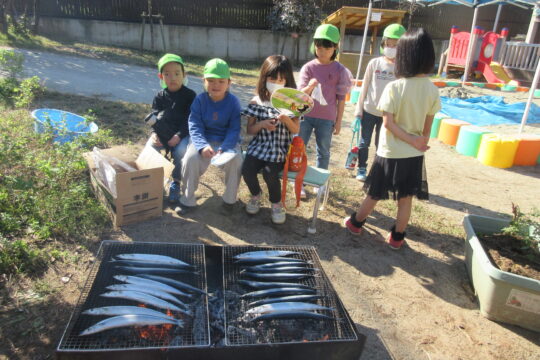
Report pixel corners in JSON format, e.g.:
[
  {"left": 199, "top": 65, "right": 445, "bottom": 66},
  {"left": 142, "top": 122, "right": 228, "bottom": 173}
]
[
  {"left": 298, "top": 24, "right": 353, "bottom": 193},
  {"left": 354, "top": 23, "right": 406, "bottom": 181},
  {"left": 176, "top": 58, "right": 243, "bottom": 215},
  {"left": 145, "top": 53, "right": 196, "bottom": 203}
]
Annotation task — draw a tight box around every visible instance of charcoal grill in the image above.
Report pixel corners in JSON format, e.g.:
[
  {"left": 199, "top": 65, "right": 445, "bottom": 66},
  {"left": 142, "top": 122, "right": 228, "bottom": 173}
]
[
  {"left": 57, "top": 243, "right": 364, "bottom": 360},
  {"left": 57, "top": 241, "right": 209, "bottom": 358}
]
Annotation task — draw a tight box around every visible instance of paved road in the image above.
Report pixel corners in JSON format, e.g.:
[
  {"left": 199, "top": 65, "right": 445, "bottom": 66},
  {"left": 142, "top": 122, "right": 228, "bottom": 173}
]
[{"left": 16, "top": 48, "right": 254, "bottom": 106}]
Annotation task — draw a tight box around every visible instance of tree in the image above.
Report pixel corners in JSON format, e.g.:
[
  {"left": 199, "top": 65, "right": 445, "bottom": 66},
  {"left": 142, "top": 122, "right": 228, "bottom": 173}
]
[{"left": 268, "top": 0, "right": 324, "bottom": 65}]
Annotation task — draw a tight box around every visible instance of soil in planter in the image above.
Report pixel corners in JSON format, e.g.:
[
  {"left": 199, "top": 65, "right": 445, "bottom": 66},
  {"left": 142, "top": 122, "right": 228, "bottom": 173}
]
[{"left": 479, "top": 233, "right": 540, "bottom": 281}]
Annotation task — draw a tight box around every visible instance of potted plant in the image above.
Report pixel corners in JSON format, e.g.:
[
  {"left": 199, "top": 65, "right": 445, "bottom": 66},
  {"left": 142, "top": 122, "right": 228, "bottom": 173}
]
[{"left": 462, "top": 205, "right": 540, "bottom": 332}]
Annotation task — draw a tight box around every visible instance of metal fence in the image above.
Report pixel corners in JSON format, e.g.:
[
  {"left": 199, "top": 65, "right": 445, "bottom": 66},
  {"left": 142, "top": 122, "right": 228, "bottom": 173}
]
[{"left": 37, "top": 0, "right": 530, "bottom": 39}]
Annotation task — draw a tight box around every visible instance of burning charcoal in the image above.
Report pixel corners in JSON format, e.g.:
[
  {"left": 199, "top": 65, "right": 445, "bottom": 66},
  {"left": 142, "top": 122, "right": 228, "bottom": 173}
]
[{"left": 227, "top": 325, "right": 257, "bottom": 341}]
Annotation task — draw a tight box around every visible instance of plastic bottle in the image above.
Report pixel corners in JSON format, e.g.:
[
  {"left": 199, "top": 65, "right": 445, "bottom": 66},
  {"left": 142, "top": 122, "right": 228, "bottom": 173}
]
[{"left": 345, "top": 146, "right": 359, "bottom": 170}]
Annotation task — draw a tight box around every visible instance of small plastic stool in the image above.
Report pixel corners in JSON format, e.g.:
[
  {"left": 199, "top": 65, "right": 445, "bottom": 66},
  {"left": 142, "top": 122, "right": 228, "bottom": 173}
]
[
  {"left": 430, "top": 113, "right": 450, "bottom": 138},
  {"left": 477, "top": 134, "right": 519, "bottom": 168},
  {"left": 438, "top": 118, "right": 470, "bottom": 146},
  {"left": 455, "top": 125, "right": 492, "bottom": 157},
  {"left": 513, "top": 134, "right": 540, "bottom": 166}
]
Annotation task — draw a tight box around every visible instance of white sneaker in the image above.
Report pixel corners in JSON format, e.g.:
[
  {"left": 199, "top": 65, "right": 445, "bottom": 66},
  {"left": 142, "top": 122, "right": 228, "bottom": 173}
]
[
  {"left": 271, "top": 203, "right": 286, "bottom": 224},
  {"left": 245, "top": 193, "right": 261, "bottom": 215},
  {"left": 300, "top": 186, "right": 307, "bottom": 199}
]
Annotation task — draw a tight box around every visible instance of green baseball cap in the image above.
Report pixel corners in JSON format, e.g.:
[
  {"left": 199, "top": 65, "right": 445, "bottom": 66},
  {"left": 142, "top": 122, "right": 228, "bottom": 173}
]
[
  {"left": 383, "top": 24, "right": 406, "bottom": 39},
  {"left": 157, "top": 53, "right": 185, "bottom": 73},
  {"left": 203, "top": 58, "right": 230, "bottom": 79},
  {"left": 313, "top": 24, "right": 340, "bottom": 43}
]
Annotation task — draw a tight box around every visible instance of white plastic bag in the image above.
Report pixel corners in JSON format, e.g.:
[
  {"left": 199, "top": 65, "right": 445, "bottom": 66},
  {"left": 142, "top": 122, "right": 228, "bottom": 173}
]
[
  {"left": 92, "top": 147, "right": 136, "bottom": 197},
  {"left": 311, "top": 83, "right": 328, "bottom": 106}
]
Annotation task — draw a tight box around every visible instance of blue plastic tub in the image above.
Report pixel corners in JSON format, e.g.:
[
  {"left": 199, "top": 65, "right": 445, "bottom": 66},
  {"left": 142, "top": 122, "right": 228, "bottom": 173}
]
[{"left": 31, "top": 109, "right": 98, "bottom": 144}]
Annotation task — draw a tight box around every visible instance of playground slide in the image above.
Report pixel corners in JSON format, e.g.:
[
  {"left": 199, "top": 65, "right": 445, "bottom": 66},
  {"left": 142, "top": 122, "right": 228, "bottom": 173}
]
[{"left": 483, "top": 61, "right": 512, "bottom": 84}]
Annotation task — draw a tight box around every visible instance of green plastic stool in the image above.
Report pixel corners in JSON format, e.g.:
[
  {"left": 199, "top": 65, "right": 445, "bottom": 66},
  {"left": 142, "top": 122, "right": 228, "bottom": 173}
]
[
  {"left": 456, "top": 125, "right": 492, "bottom": 157},
  {"left": 430, "top": 113, "right": 449, "bottom": 138}
]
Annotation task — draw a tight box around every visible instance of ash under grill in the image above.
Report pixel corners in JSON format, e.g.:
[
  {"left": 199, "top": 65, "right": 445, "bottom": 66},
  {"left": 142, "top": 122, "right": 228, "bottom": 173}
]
[
  {"left": 223, "top": 245, "right": 358, "bottom": 346},
  {"left": 57, "top": 241, "right": 209, "bottom": 353}
]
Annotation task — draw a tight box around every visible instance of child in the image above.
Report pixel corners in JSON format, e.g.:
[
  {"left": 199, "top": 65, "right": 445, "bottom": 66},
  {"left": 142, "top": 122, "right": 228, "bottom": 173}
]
[
  {"left": 354, "top": 24, "right": 406, "bottom": 181},
  {"left": 176, "top": 58, "right": 243, "bottom": 215},
  {"left": 144, "top": 53, "right": 196, "bottom": 203},
  {"left": 298, "top": 24, "right": 352, "bottom": 191},
  {"left": 344, "top": 28, "right": 441, "bottom": 250},
  {"left": 241, "top": 55, "right": 299, "bottom": 224}
]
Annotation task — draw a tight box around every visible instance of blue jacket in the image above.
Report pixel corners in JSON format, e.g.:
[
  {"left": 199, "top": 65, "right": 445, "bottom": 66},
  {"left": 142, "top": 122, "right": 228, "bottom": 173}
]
[{"left": 188, "top": 92, "right": 241, "bottom": 152}]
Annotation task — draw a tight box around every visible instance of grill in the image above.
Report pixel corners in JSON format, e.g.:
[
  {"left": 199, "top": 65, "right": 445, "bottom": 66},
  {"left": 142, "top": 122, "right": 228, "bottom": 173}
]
[
  {"left": 57, "top": 242, "right": 364, "bottom": 360},
  {"left": 57, "top": 241, "right": 209, "bottom": 355},
  {"left": 223, "top": 245, "right": 358, "bottom": 346}
]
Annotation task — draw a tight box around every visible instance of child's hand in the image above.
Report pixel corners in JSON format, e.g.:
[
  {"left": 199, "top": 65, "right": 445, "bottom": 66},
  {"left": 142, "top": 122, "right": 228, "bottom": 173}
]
[
  {"left": 411, "top": 136, "right": 430, "bottom": 152},
  {"left": 167, "top": 134, "right": 180, "bottom": 148},
  {"left": 261, "top": 119, "right": 277, "bottom": 131},
  {"left": 201, "top": 146, "right": 215, "bottom": 158},
  {"left": 308, "top": 78, "right": 319, "bottom": 89},
  {"left": 151, "top": 133, "right": 163, "bottom": 146},
  {"left": 333, "top": 122, "right": 341, "bottom": 135}
]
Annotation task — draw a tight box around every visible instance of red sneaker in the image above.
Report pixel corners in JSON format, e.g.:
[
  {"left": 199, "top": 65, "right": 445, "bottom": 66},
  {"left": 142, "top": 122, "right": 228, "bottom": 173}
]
[
  {"left": 387, "top": 233, "right": 405, "bottom": 250},
  {"left": 344, "top": 217, "right": 363, "bottom": 235}
]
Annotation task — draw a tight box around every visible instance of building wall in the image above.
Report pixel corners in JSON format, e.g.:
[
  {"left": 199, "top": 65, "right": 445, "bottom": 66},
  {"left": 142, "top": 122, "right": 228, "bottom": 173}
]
[{"left": 39, "top": 17, "right": 448, "bottom": 70}]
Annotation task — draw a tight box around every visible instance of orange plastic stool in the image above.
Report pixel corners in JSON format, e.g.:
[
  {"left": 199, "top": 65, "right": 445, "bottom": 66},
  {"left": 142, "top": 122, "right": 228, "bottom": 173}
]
[
  {"left": 513, "top": 134, "right": 540, "bottom": 166},
  {"left": 438, "top": 118, "right": 470, "bottom": 146}
]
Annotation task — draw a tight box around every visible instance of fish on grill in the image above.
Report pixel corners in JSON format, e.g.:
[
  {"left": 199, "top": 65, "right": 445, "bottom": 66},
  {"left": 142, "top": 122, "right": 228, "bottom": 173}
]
[
  {"left": 82, "top": 305, "right": 181, "bottom": 322},
  {"left": 246, "top": 302, "right": 334, "bottom": 315},
  {"left": 114, "top": 275, "right": 192, "bottom": 298},
  {"left": 241, "top": 287, "right": 316, "bottom": 299},
  {"left": 241, "top": 266, "right": 319, "bottom": 273},
  {"left": 242, "top": 261, "right": 313, "bottom": 270},
  {"left": 248, "top": 311, "right": 336, "bottom": 322},
  {"left": 105, "top": 284, "right": 191, "bottom": 310},
  {"left": 248, "top": 294, "right": 324, "bottom": 308},
  {"left": 79, "top": 314, "right": 182, "bottom": 336},
  {"left": 111, "top": 259, "right": 196, "bottom": 270},
  {"left": 100, "top": 290, "right": 192, "bottom": 315},
  {"left": 115, "top": 266, "right": 197, "bottom": 275},
  {"left": 234, "top": 257, "right": 310, "bottom": 265},
  {"left": 242, "top": 272, "right": 316, "bottom": 281},
  {"left": 115, "top": 253, "right": 192, "bottom": 267},
  {"left": 138, "top": 274, "right": 207, "bottom": 295},
  {"left": 237, "top": 280, "right": 315, "bottom": 290},
  {"left": 234, "top": 250, "right": 301, "bottom": 259}
]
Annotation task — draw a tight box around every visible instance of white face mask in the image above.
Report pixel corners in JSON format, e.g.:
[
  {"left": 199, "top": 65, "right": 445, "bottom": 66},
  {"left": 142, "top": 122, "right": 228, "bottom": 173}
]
[
  {"left": 266, "top": 81, "right": 285, "bottom": 95},
  {"left": 383, "top": 47, "right": 397, "bottom": 59}
]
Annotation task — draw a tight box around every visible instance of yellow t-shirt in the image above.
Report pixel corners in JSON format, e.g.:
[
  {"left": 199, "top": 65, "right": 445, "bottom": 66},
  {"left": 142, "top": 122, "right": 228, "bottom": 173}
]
[{"left": 377, "top": 77, "right": 441, "bottom": 159}]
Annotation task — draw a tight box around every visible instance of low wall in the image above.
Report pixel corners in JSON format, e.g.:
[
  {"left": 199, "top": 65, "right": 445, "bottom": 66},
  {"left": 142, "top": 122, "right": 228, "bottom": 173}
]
[{"left": 38, "top": 17, "right": 446, "bottom": 72}]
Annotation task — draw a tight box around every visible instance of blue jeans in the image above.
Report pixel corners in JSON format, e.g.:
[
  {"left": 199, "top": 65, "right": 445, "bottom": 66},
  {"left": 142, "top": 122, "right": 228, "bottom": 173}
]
[
  {"left": 298, "top": 116, "right": 334, "bottom": 170},
  {"left": 358, "top": 111, "right": 382, "bottom": 169},
  {"left": 145, "top": 135, "right": 190, "bottom": 180}
]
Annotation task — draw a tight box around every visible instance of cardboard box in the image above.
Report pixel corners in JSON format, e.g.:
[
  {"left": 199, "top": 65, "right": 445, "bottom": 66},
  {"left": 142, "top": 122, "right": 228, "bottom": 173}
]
[{"left": 84, "top": 145, "right": 174, "bottom": 227}]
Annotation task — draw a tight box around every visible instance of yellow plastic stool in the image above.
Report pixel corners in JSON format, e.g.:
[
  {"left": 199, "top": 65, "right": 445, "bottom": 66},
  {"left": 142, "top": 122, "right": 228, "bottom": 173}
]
[{"left": 477, "top": 134, "right": 519, "bottom": 168}]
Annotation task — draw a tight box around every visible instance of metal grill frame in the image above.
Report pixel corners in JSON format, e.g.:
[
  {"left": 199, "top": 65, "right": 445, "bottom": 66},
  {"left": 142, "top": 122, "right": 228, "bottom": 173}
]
[
  {"left": 57, "top": 240, "right": 210, "bottom": 353},
  {"left": 222, "top": 245, "right": 358, "bottom": 347}
]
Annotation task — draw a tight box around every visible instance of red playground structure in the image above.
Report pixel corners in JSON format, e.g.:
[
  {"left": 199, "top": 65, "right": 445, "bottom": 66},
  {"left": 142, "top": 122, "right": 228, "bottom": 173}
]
[{"left": 442, "top": 25, "right": 518, "bottom": 85}]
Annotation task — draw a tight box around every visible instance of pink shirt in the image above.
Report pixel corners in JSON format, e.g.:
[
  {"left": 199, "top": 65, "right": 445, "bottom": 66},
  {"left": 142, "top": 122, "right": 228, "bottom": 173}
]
[{"left": 298, "top": 59, "right": 352, "bottom": 122}]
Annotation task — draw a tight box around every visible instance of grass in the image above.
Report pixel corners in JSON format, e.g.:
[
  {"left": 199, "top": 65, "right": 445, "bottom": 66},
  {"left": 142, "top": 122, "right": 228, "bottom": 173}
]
[{"left": 0, "top": 30, "right": 262, "bottom": 86}]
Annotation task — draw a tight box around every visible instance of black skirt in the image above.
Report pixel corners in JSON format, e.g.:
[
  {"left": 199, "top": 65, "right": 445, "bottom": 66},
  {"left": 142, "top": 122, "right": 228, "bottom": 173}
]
[{"left": 363, "top": 155, "right": 429, "bottom": 201}]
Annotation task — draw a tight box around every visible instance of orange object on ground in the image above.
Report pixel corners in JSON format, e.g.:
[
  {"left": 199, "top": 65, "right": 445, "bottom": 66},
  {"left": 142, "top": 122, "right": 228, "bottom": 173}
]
[
  {"left": 513, "top": 134, "right": 540, "bottom": 166},
  {"left": 484, "top": 83, "right": 499, "bottom": 90},
  {"left": 516, "top": 86, "right": 529, "bottom": 92},
  {"left": 438, "top": 118, "right": 470, "bottom": 146},
  {"left": 281, "top": 136, "right": 307, "bottom": 208},
  {"left": 432, "top": 81, "right": 446, "bottom": 88}
]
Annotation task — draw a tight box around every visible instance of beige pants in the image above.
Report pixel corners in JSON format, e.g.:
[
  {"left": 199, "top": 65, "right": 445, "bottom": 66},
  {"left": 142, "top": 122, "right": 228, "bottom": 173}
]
[{"left": 180, "top": 142, "right": 243, "bottom": 207}]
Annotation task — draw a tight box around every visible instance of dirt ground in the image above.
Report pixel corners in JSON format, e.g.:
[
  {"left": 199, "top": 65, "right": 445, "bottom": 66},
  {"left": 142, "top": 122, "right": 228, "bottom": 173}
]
[{"left": 2, "top": 85, "right": 539, "bottom": 359}]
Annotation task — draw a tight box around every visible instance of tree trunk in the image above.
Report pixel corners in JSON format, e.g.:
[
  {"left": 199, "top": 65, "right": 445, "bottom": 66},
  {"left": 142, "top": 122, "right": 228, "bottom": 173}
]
[
  {"left": 280, "top": 32, "right": 286, "bottom": 55},
  {"left": 32, "top": 0, "right": 40, "bottom": 34}
]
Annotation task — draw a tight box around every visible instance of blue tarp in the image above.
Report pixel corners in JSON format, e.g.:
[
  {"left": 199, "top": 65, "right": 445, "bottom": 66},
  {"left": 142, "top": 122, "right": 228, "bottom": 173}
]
[{"left": 439, "top": 96, "right": 540, "bottom": 126}]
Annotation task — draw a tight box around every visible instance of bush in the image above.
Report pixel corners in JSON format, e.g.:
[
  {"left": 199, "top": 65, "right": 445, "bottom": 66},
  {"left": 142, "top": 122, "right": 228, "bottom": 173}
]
[
  {"left": 0, "top": 237, "right": 47, "bottom": 275},
  {"left": 0, "top": 110, "right": 114, "bottom": 275},
  {"left": 0, "top": 49, "right": 24, "bottom": 78},
  {"left": 0, "top": 50, "right": 44, "bottom": 108},
  {"left": 503, "top": 204, "right": 540, "bottom": 255}
]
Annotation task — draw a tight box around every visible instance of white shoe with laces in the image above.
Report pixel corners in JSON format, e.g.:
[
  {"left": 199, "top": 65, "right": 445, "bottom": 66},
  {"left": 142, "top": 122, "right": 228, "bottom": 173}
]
[
  {"left": 271, "top": 203, "right": 286, "bottom": 224},
  {"left": 245, "top": 193, "right": 262, "bottom": 215}
]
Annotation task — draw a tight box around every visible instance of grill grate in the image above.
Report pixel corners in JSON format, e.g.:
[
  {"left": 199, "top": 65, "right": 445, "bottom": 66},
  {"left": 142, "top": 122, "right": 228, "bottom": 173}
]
[
  {"left": 223, "top": 245, "right": 358, "bottom": 346},
  {"left": 57, "top": 241, "right": 210, "bottom": 352}
]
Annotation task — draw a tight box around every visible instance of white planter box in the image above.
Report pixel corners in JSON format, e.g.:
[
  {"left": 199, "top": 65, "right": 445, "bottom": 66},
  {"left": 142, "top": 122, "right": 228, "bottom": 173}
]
[{"left": 463, "top": 214, "right": 540, "bottom": 332}]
